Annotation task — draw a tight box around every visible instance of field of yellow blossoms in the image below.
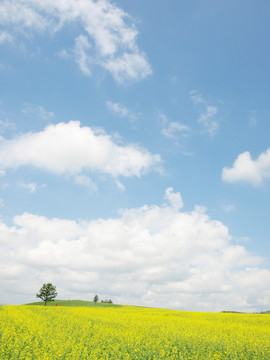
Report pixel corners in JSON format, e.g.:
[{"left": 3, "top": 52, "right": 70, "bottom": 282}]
[{"left": 1, "top": 305, "right": 270, "bottom": 359}]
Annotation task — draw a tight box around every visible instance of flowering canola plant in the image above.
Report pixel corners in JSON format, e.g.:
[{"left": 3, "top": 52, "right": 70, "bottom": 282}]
[{"left": 1, "top": 305, "right": 270, "bottom": 359}]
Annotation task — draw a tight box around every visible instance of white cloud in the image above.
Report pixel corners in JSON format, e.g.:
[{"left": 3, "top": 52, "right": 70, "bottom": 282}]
[
  {"left": 107, "top": 100, "right": 137, "bottom": 122},
  {"left": 162, "top": 122, "right": 190, "bottom": 139},
  {"left": 164, "top": 187, "right": 184, "bottom": 211},
  {"left": 103, "top": 52, "right": 152, "bottom": 84},
  {"left": 74, "top": 175, "right": 98, "bottom": 193},
  {"left": 222, "top": 149, "right": 270, "bottom": 186},
  {"left": 235, "top": 236, "right": 251, "bottom": 243},
  {"left": 198, "top": 106, "right": 218, "bottom": 137},
  {"left": 17, "top": 182, "right": 46, "bottom": 194},
  {"left": 107, "top": 101, "right": 129, "bottom": 118},
  {"left": 115, "top": 180, "right": 125, "bottom": 192},
  {"left": 0, "top": 121, "right": 161, "bottom": 180},
  {"left": 190, "top": 90, "right": 219, "bottom": 136},
  {"left": 159, "top": 113, "right": 168, "bottom": 125},
  {"left": 190, "top": 90, "right": 204, "bottom": 104},
  {"left": 0, "top": 0, "right": 50, "bottom": 32},
  {"left": 159, "top": 113, "right": 190, "bottom": 139},
  {"left": 0, "top": 188, "right": 269, "bottom": 312},
  {"left": 0, "top": 0, "right": 152, "bottom": 83},
  {"left": 0, "top": 198, "right": 4, "bottom": 207},
  {"left": 57, "top": 49, "right": 70, "bottom": 59},
  {"left": 74, "top": 34, "right": 92, "bottom": 76},
  {"left": 22, "top": 103, "right": 54, "bottom": 121},
  {"left": 0, "top": 30, "right": 13, "bottom": 44}
]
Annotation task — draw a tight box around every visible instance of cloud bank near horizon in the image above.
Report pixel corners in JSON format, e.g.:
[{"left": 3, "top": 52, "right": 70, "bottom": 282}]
[{"left": 1, "top": 188, "right": 269, "bottom": 312}]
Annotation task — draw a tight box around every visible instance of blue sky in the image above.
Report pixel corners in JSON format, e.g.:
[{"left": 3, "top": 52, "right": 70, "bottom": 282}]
[{"left": 1, "top": 0, "right": 270, "bottom": 311}]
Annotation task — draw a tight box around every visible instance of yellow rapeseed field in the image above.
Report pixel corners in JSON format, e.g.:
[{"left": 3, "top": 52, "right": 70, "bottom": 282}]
[{"left": 1, "top": 305, "right": 270, "bottom": 359}]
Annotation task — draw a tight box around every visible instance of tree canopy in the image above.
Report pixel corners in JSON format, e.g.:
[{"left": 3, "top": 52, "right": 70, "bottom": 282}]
[{"left": 36, "top": 283, "right": 57, "bottom": 306}]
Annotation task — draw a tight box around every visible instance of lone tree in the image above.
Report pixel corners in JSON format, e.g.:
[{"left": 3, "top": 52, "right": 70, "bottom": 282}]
[
  {"left": 36, "top": 283, "right": 57, "bottom": 306},
  {"left": 93, "top": 294, "right": 99, "bottom": 304}
]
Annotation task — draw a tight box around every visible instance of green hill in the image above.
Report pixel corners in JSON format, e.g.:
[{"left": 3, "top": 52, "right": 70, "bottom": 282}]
[
  {"left": 25, "top": 299, "right": 121, "bottom": 308},
  {"left": 24, "top": 300, "right": 270, "bottom": 313}
]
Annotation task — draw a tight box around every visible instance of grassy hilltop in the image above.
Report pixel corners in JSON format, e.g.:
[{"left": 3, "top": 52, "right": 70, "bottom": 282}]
[
  {"left": 26, "top": 299, "right": 121, "bottom": 307},
  {"left": 26, "top": 299, "right": 270, "bottom": 313}
]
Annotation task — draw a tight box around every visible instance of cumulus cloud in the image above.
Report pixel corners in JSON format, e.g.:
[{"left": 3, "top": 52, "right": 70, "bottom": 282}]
[
  {"left": 0, "top": 188, "right": 268, "bottom": 311},
  {"left": 164, "top": 187, "right": 183, "bottom": 211},
  {"left": 0, "top": 121, "right": 161, "bottom": 181},
  {"left": 0, "top": 0, "right": 152, "bottom": 83},
  {"left": 222, "top": 149, "right": 270, "bottom": 186}
]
